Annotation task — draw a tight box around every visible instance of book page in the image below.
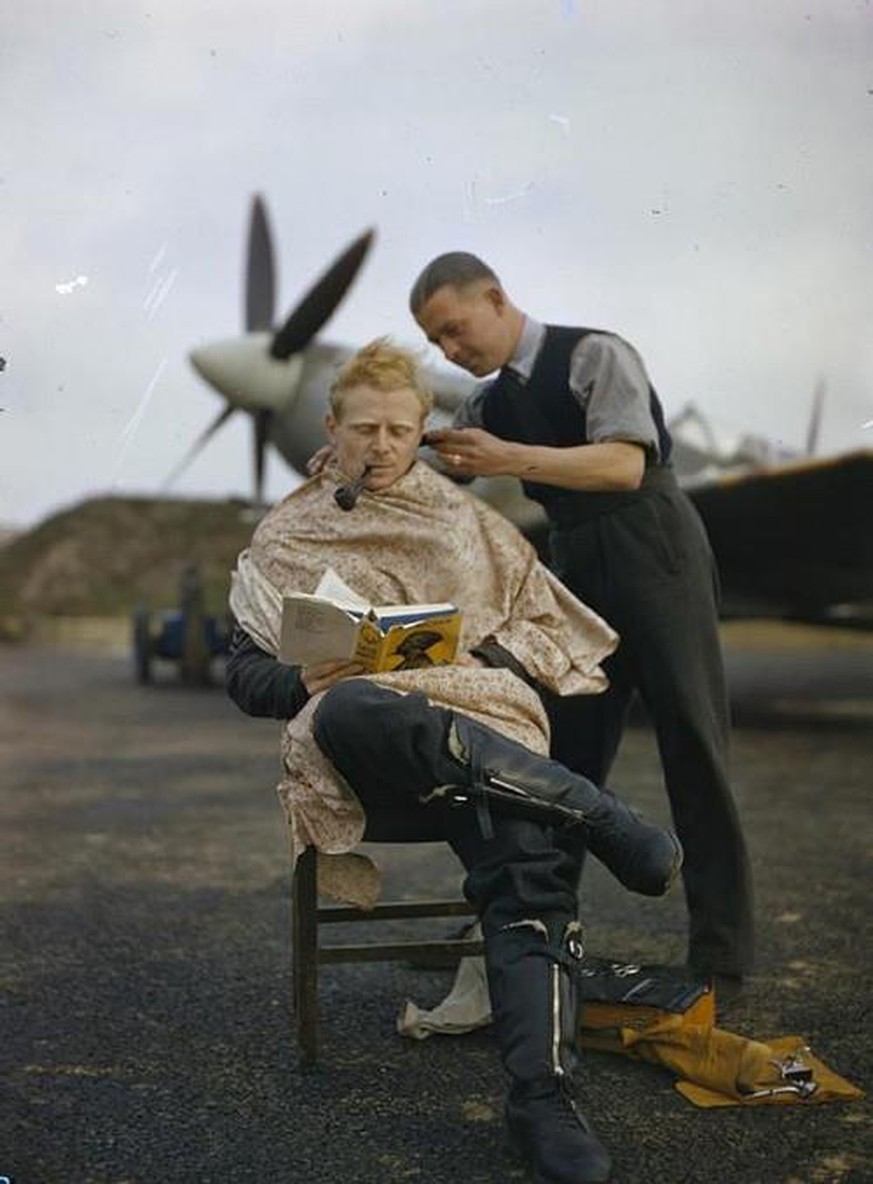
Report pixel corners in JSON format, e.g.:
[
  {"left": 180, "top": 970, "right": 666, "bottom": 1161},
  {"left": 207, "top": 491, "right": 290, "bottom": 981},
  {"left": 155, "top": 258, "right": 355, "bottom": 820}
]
[
  {"left": 279, "top": 594, "right": 361, "bottom": 665},
  {"left": 314, "top": 567, "right": 369, "bottom": 610},
  {"left": 370, "top": 602, "right": 458, "bottom": 628}
]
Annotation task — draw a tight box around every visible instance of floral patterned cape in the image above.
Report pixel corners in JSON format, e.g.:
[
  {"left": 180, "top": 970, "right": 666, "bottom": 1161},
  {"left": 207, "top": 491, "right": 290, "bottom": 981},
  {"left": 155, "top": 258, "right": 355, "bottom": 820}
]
[{"left": 229, "top": 460, "right": 618, "bottom": 905}]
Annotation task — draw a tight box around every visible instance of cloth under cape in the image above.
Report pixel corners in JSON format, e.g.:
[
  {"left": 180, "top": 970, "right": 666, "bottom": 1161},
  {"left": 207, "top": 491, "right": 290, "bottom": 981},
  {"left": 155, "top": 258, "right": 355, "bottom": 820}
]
[{"left": 398, "top": 950, "right": 864, "bottom": 1109}]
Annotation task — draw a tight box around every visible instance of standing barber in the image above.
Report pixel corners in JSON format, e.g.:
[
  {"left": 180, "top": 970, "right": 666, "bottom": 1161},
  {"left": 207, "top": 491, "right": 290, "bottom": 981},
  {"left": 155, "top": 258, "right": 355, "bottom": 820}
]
[{"left": 410, "top": 253, "right": 753, "bottom": 988}]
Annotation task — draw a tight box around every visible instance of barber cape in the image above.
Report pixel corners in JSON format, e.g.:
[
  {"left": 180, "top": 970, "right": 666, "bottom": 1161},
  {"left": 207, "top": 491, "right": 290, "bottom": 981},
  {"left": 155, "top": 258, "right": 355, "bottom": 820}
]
[{"left": 230, "top": 461, "right": 618, "bottom": 906}]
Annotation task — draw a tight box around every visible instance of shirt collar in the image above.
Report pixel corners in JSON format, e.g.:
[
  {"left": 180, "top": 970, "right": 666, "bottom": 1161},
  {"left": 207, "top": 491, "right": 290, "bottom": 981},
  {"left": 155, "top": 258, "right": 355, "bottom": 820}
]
[{"left": 506, "top": 316, "right": 545, "bottom": 383}]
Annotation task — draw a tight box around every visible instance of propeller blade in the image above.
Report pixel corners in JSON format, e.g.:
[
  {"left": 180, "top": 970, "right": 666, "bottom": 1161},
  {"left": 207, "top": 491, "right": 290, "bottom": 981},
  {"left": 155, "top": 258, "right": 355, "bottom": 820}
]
[
  {"left": 253, "top": 409, "right": 272, "bottom": 503},
  {"left": 163, "top": 404, "right": 236, "bottom": 490},
  {"left": 270, "top": 227, "right": 375, "bottom": 360},
  {"left": 805, "top": 378, "right": 826, "bottom": 456},
  {"left": 246, "top": 194, "right": 276, "bottom": 332}
]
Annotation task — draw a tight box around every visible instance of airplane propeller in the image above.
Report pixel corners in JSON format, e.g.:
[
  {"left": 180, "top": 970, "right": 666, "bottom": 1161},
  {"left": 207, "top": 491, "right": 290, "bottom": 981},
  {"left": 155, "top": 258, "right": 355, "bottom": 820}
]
[
  {"left": 245, "top": 195, "right": 276, "bottom": 333},
  {"left": 254, "top": 407, "right": 271, "bottom": 501},
  {"left": 805, "top": 378, "right": 826, "bottom": 457},
  {"left": 162, "top": 404, "right": 236, "bottom": 492},
  {"left": 169, "top": 194, "right": 375, "bottom": 503},
  {"left": 270, "top": 228, "right": 374, "bottom": 360}
]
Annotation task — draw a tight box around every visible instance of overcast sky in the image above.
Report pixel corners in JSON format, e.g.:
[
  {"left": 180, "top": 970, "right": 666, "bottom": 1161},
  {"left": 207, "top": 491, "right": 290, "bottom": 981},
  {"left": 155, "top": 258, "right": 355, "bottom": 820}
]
[{"left": 2, "top": 0, "right": 871, "bottom": 528}]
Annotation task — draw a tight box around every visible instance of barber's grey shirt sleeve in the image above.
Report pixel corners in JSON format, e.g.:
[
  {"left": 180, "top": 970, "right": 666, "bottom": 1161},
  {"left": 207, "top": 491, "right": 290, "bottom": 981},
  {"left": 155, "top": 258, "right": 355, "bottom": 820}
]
[{"left": 569, "top": 333, "right": 661, "bottom": 459}]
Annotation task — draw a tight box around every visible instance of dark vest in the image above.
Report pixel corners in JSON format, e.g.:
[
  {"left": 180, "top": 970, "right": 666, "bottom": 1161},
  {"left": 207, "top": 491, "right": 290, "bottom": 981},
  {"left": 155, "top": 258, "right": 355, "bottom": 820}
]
[{"left": 480, "top": 324, "right": 673, "bottom": 523}]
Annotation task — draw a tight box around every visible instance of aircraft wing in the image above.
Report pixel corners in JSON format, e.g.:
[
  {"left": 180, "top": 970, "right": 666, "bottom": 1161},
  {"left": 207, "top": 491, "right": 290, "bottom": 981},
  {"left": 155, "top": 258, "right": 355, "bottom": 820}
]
[{"left": 684, "top": 449, "right": 873, "bottom": 626}]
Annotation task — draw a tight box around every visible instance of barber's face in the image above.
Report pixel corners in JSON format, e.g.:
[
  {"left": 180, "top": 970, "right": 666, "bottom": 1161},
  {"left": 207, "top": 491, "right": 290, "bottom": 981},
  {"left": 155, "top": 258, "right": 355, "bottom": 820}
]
[
  {"left": 415, "top": 281, "right": 513, "bottom": 377},
  {"left": 326, "top": 385, "right": 425, "bottom": 493}
]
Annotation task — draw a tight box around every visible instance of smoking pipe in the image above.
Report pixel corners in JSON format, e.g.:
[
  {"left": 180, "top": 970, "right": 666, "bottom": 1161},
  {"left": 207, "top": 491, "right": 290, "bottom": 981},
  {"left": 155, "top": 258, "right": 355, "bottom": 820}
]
[{"left": 334, "top": 465, "right": 373, "bottom": 511}]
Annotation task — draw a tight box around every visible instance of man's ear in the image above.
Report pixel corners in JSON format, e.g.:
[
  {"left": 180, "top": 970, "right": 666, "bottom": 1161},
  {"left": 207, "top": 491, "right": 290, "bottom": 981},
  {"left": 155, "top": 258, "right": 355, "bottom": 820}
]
[
  {"left": 485, "top": 283, "right": 507, "bottom": 314},
  {"left": 325, "top": 412, "right": 337, "bottom": 440}
]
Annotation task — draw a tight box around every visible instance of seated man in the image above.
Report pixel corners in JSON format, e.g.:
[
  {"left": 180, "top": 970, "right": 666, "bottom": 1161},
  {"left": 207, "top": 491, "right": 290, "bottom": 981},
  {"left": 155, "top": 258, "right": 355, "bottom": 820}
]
[{"left": 226, "top": 338, "right": 682, "bottom": 1184}]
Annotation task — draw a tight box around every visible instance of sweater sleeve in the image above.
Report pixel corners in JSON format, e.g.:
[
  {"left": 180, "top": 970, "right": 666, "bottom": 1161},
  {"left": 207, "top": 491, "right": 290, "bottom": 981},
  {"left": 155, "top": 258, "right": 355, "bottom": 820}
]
[{"left": 225, "top": 622, "right": 310, "bottom": 720}]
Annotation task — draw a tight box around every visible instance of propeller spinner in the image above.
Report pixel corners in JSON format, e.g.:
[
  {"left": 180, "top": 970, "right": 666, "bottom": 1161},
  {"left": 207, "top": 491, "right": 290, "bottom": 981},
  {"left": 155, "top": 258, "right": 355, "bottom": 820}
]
[{"left": 172, "top": 195, "right": 375, "bottom": 503}]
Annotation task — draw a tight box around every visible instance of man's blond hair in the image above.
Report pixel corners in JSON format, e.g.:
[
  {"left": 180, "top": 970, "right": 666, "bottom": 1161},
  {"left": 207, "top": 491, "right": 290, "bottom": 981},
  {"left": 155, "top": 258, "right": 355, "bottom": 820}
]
[{"left": 329, "top": 337, "right": 433, "bottom": 419}]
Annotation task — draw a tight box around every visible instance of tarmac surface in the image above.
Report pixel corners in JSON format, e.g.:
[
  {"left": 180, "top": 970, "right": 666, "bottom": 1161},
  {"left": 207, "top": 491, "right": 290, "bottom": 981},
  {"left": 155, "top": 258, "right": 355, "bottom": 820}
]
[{"left": 1, "top": 626, "right": 871, "bottom": 1184}]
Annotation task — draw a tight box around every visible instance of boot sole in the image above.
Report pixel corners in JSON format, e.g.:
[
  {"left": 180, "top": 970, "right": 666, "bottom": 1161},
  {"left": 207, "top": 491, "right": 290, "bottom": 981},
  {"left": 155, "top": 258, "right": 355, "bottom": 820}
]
[{"left": 506, "top": 1122, "right": 613, "bottom": 1183}]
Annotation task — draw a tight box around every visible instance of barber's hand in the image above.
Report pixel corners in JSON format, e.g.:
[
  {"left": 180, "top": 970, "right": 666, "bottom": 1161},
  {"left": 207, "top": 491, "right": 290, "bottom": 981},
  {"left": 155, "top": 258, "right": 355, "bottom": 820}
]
[
  {"left": 306, "top": 444, "right": 336, "bottom": 476},
  {"left": 424, "top": 427, "right": 516, "bottom": 478},
  {"left": 455, "top": 651, "right": 486, "bottom": 668},
  {"left": 301, "top": 658, "right": 364, "bottom": 696}
]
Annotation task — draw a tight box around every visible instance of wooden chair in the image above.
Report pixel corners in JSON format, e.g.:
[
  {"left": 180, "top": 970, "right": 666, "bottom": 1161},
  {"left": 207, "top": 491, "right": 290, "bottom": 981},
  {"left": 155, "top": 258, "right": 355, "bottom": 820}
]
[{"left": 291, "top": 812, "right": 483, "bottom": 1068}]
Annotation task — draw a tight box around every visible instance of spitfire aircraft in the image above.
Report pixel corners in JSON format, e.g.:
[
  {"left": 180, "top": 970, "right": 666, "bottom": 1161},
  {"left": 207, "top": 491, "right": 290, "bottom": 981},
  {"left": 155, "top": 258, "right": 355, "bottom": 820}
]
[
  {"left": 170, "top": 195, "right": 873, "bottom": 629},
  {"left": 168, "top": 195, "right": 543, "bottom": 537}
]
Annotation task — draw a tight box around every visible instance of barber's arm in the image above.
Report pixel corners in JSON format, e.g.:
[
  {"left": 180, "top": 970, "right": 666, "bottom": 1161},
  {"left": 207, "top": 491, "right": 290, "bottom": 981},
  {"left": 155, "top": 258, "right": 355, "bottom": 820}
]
[
  {"left": 426, "top": 428, "right": 644, "bottom": 490},
  {"left": 428, "top": 334, "right": 657, "bottom": 491},
  {"left": 225, "top": 623, "right": 362, "bottom": 719}
]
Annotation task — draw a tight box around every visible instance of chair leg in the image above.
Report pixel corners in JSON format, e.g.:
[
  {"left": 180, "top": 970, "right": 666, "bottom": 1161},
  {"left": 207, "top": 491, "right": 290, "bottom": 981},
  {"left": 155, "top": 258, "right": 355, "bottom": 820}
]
[{"left": 292, "top": 845, "right": 319, "bottom": 1069}]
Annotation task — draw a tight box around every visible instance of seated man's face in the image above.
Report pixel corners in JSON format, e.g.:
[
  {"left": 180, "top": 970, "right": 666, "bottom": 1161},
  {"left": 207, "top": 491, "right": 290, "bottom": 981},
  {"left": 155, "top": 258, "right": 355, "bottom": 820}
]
[{"left": 326, "top": 385, "right": 425, "bottom": 493}]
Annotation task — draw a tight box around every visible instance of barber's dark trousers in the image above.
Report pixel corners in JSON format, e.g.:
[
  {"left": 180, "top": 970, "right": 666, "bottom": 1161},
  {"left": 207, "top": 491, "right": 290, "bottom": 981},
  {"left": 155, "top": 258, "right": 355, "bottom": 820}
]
[{"left": 548, "top": 481, "right": 755, "bottom": 977}]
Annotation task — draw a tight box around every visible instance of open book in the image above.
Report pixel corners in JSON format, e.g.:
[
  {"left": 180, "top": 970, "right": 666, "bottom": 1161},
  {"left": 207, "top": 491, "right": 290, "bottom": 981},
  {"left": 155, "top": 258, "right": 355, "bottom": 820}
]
[{"left": 279, "top": 569, "right": 462, "bottom": 673}]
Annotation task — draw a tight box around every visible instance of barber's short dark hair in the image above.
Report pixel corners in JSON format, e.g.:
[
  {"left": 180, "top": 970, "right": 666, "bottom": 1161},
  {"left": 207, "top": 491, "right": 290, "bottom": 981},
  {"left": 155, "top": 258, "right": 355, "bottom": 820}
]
[{"left": 409, "top": 252, "right": 501, "bottom": 316}]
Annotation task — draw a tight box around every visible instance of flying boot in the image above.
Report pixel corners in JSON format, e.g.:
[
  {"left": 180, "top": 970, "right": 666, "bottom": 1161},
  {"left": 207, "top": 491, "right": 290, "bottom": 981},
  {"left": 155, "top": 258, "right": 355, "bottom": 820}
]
[
  {"left": 488, "top": 916, "right": 612, "bottom": 1184},
  {"left": 312, "top": 683, "right": 680, "bottom": 897},
  {"left": 433, "top": 713, "right": 682, "bottom": 898}
]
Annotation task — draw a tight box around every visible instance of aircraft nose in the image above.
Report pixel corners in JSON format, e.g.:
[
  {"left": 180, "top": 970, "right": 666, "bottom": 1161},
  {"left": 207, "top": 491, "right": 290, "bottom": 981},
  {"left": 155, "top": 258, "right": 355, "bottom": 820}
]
[{"left": 189, "top": 334, "right": 303, "bottom": 412}]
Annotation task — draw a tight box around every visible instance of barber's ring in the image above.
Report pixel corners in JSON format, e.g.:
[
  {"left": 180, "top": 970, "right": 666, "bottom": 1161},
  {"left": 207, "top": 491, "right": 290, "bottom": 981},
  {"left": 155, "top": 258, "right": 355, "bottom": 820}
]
[{"left": 451, "top": 453, "right": 462, "bottom": 466}]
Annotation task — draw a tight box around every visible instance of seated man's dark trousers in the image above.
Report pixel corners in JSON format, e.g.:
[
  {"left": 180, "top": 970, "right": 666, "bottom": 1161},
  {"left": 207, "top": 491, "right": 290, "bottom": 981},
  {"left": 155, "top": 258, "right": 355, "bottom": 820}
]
[{"left": 312, "top": 679, "right": 681, "bottom": 1184}]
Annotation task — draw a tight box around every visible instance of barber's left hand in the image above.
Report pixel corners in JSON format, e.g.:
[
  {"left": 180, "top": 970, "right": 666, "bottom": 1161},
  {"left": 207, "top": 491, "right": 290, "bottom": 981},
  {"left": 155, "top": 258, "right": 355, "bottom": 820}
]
[{"left": 424, "top": 427, "right": 516, "bottom": 478}]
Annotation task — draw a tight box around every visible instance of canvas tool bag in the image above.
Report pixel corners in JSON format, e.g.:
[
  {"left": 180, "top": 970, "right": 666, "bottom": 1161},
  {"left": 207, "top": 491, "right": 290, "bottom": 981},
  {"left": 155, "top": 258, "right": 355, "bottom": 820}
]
[{"left": 575, "top": 957, "right": 862, "bottom": 1108}]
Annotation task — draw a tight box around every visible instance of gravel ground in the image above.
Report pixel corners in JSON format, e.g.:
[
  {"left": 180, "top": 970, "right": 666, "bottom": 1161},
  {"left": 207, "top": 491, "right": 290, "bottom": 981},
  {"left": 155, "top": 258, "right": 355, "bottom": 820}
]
[{"left": 1, "top": 631, "right": 871, "bottom": 1184}]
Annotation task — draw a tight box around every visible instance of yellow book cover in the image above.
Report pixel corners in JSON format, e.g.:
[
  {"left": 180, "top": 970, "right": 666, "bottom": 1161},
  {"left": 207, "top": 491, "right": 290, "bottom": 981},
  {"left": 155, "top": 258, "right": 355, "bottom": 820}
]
[
  {"left": 280, "top": 593, "right": 462, "bottom": 673},
  {"left": 353, "top": 606, "right": 462, "bottom": 673}
]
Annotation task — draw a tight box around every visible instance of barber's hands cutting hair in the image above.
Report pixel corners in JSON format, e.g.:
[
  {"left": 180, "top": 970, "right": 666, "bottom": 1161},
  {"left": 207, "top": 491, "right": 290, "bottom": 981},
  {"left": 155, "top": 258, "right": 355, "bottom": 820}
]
[
  {"left": 307, "top": 429, "right": 510, "bottom": 481},
  {"left": 423, "top": 426, "right": 517, "bottom": 478}
]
